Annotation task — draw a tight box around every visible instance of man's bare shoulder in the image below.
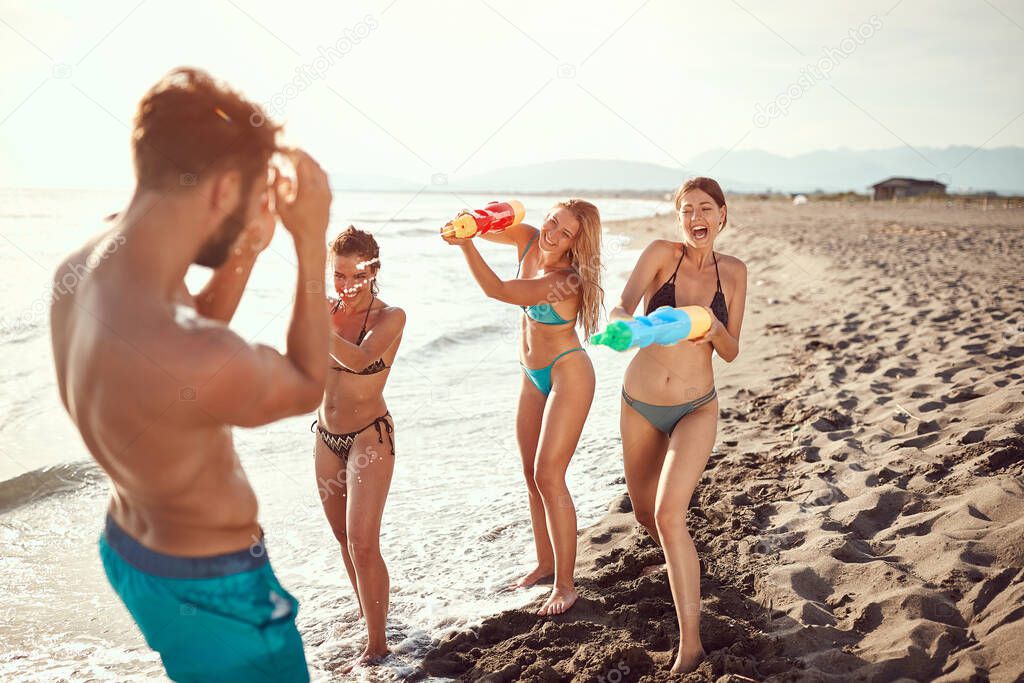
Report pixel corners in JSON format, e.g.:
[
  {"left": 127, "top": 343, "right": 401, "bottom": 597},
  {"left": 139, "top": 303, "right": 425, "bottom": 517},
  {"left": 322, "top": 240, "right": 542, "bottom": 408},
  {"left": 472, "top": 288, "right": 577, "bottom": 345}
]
[{"left": 53, "top": 229, "right": 127, "bottom": 289}]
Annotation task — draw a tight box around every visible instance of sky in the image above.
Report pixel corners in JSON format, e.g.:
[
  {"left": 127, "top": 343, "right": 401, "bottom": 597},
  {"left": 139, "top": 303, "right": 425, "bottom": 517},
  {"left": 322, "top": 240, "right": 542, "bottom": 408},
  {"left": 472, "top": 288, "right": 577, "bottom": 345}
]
[{"left": 1, "top": 0, "right": 1023, "bottom": 188}]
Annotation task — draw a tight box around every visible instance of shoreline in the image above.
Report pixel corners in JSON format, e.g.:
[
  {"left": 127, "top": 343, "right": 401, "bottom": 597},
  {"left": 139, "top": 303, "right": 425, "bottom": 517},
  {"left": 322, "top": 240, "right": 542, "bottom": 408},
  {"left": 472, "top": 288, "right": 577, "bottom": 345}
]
[{"left": 419, "top": 200, "right": 1024, "bottom": 681}]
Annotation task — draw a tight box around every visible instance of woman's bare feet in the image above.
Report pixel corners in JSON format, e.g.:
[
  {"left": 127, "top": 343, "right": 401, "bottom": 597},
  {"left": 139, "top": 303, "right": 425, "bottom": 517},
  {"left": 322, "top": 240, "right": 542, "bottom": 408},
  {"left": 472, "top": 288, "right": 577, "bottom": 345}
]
[
  {"left": 339, "top": 645, "right": 390, "bottom": 674},
  {"left": 506, "top": 565, "right": 554, "bottom": 590},
  {"left": 669, "top": 646, "right": 705, "bottom": 675},
  {"left": 537, "top": 585, "right": 578, "bottom": 616}
]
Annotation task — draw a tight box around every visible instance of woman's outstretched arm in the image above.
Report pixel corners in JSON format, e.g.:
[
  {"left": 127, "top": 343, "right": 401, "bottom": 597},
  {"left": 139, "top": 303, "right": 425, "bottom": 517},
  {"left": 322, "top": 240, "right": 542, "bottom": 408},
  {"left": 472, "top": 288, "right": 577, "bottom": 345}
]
[{"left": 447, "top": 238, "right": 577, "bottom": 306}]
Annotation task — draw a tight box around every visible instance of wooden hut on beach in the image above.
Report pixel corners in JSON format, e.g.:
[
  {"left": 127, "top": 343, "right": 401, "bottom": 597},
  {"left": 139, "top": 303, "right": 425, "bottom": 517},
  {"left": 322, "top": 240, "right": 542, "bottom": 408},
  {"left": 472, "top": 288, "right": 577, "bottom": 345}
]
[{"left": 871, "top": 177, "right": 947, "bottom": 200}]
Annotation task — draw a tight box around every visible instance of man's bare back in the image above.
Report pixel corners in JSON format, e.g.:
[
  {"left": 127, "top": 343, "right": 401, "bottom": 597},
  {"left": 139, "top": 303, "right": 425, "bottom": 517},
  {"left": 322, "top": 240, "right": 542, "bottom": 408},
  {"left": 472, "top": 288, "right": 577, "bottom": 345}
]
[
  {"left": 51, "top": 149, "right": 332, "bottom": 558},
  {"left": 51, "top": 230, "right": 261, "bottom": 554}
]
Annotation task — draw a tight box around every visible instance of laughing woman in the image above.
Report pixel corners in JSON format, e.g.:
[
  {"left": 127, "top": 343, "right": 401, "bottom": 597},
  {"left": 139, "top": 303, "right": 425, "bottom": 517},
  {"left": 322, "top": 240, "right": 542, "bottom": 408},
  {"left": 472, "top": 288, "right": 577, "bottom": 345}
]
[
  {"left": 610, "top": 178, "right": 747, "bottom": 675},
  {"left": 443, "top": 200, "right": 602, "bottom": 615},
  {"left": 314, "top": 226, "right": 405, "bottom": 670}
]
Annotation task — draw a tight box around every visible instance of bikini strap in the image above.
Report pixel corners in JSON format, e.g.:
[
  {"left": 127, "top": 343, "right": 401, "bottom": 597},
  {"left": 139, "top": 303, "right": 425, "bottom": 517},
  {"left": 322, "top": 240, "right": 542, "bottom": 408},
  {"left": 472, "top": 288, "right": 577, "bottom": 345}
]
[
  {"left": 373, "top": 413, "right": 395, "bottom": 454},
  {"left": 666, "top": 245, "right": 686, "bottom": 284},
  {"left": 712, "top": 252, "right": 723, "bottom": 293},
  {"left": 356, "top": 296, "right": 375, "bottom": 344},
  {"left": 551, "top": 347, "right": 585, "bottom": 364},
  {"left": 516, "top": 232, "right": 539, "bottom": 277}
]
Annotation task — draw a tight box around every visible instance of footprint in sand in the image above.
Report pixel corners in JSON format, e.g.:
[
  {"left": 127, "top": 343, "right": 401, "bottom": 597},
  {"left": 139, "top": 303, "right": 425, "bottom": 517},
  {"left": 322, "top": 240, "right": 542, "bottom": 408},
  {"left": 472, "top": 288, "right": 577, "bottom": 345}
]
[
  {"left": 959, "top": 544, "right": 996, "bottom": 569},
  {"left": 894, "top": 433, "right": 941, "bottom": 450},
  {"left": 883, "top": 366, "right": 918, "bottom": 379},
  {"left": 865, "top": 466, "right": 911, "bottom": 488},
  {"left": 847, "top": 490, "right": 910, "bottom": 540},
  {"left": 870, "top": 380, "right": 893, "bottom": 395},
  {"left": 960, "top": 428, "right": 986, "bottom": 444},
  {"left": 979, "top": 438, "right": 1024, "bottom": 473},
  {"left": 930, "top": 309, "right": 962, "bottom": 324},
  {"left": 853, "top": 602, "right": 884, "bottom": 633},
  {"left": 968, "top": 567, "right": 1018, "bottom": 618},
  {"left": 830, "top": 537, "right": 901, "bottom": 565}
]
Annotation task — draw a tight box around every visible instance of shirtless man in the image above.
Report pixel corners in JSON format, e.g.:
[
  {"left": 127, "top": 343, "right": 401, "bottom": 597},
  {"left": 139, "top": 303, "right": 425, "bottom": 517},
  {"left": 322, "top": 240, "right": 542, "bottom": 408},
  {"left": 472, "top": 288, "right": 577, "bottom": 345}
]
[{"left": 49, "top": 68, "right": 330, "bottom": 682}]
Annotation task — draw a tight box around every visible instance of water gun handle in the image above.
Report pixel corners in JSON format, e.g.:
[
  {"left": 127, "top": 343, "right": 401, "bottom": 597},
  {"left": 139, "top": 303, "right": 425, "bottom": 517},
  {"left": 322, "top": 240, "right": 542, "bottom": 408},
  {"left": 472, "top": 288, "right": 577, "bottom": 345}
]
[
  {"left": 590, "top": 306, "right": 712, "bottom": 351},
  {"left": 441, "top": 200, "right": 525, "bottom": 239}
]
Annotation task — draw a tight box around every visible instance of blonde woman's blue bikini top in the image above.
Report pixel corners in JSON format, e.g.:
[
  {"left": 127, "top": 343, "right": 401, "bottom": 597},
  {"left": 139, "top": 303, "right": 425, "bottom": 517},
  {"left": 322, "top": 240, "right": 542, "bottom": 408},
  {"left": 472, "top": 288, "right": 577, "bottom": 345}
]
[{"left": 515, "top": 233, "right": 574, "bottom": 326}]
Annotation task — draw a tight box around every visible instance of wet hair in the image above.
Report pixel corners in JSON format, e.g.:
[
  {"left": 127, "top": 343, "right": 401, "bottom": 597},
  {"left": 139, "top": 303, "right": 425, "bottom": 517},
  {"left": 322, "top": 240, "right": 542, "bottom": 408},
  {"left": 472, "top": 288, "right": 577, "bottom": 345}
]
[
  {"left": 330, "top": 226, "right": 381, "bottom": 295},
  {"left": 557, "top": 199, "right": 604, "bottom": 340},
  {"left": 132, "top": 67, "right": 280, "bottom": 193},
  {"left": 673, "top": 177, "right": 728, "bottom": 231}
]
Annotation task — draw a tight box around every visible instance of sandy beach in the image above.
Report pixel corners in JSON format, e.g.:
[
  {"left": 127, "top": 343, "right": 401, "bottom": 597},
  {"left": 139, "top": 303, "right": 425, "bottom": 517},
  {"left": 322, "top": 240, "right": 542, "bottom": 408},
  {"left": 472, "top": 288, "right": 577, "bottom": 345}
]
[{"left": 419, "top": 198, "right": 1024, "bottom": 682}]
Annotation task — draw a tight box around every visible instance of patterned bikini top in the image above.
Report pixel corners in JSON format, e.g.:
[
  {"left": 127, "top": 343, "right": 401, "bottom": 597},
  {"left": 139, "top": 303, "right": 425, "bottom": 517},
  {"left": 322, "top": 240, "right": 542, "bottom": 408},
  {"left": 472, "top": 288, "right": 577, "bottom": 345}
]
[{"left": 330, "top": 296, "right": 389, "bottom": 375}]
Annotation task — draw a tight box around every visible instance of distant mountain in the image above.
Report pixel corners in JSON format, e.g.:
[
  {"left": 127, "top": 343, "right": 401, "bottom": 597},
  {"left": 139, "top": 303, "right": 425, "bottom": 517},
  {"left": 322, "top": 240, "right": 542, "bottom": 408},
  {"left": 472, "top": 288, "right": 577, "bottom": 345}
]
[
  {"left": 442, "top": 159, "right": 770, "bottom": 194},
  {"left": 330, "top": 146, "right": 1024, "bottom": 195},
  {"left": 445, "top": 160, "right": 684, "bottom": 193},
  {"left": 684, "top": 146, "right": 1024, "bottom": 195}
]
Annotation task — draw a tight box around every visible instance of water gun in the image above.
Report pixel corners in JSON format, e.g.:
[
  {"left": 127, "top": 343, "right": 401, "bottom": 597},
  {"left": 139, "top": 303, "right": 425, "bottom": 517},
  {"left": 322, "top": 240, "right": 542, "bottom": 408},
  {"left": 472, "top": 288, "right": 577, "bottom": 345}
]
[
  {"left": 441, "top": 200, "right": 525, "bottom": 239},
  {"left": 590, "top": 306, "right": 712, "bottom": 351}
]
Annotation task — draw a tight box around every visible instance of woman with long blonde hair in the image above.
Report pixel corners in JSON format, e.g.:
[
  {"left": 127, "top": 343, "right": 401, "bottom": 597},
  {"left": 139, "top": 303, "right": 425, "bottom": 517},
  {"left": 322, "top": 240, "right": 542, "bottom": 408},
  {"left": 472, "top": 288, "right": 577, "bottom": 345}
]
[{"left": 443, "top": 199, "right": 602, "bottom": 615}]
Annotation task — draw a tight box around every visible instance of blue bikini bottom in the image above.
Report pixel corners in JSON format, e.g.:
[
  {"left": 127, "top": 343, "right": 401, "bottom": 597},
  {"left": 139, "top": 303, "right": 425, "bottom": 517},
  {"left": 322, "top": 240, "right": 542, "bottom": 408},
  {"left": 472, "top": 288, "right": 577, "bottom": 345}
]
[{"left": 521, "top": 347, "right": 585, "bottom": 396}]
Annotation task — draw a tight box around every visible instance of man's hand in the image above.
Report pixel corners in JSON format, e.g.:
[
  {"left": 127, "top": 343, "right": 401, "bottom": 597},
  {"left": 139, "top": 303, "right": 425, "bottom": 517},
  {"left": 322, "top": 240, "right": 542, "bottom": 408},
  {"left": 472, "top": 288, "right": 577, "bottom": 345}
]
[
  {"left": 229, "top": 186, "right": 276, "bottom": 259},
  {"left": 274, "top": 149, "right": 332, "bottom": 245},
  {"left": 244, "top": 187, "right": 277, "bottom": 252}
]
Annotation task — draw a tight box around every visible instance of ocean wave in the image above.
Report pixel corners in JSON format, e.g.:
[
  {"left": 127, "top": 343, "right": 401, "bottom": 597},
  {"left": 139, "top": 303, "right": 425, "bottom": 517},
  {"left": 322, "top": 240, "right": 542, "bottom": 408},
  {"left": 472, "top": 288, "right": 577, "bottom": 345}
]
[
  {"left": 354, "top": 216, "right": 431, "bottom": 224},
  {"left": 392, "top": 226, "right": 442, "bottom": 237},
  {"left": 0, "top": 313, "right": 46, "bottom": 345},
  {"left": 0, "top": 460, "right": 102, "bottom": 515},
  {"left": 411, "top": 322, "right": 509, "bottom": 357}
]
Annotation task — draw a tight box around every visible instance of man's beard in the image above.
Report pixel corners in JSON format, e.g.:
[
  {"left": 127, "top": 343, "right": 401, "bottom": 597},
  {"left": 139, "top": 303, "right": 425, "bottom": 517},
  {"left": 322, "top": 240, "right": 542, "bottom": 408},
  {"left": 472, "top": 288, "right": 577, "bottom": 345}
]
[{"left": 194, "top": 200, "right": 249, "bottom": 268}]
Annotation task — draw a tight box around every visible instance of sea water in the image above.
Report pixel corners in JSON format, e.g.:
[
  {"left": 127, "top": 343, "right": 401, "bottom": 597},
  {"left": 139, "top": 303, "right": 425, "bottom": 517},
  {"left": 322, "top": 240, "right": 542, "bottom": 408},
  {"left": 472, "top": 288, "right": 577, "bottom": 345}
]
[{"left": 0, "top": 188, "right": 666, "bottom": 681}]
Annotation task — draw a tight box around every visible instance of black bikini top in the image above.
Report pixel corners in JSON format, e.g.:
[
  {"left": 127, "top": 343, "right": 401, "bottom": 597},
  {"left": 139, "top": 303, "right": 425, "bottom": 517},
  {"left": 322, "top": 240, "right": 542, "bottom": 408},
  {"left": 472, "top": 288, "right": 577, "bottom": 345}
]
[
  {"left": 330, "top": 296, "right": 389, "bottom": 375},
  {"left": 645, "top": 246, "right": 729, "bottom": 326}
]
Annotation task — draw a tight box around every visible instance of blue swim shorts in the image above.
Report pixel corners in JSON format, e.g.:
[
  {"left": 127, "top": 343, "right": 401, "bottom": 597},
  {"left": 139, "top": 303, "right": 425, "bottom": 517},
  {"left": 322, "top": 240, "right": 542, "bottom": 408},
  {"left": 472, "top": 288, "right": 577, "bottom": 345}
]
[{"left": 99, "top": 515, "right": 308, "bottom": 682}]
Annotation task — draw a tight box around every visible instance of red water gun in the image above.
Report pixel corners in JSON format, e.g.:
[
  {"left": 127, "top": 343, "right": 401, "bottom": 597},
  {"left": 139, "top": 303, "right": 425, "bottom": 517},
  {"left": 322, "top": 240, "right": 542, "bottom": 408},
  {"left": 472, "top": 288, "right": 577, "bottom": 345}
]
[{"left": 441, "top": 200, "right": 526, "bottom": 239}]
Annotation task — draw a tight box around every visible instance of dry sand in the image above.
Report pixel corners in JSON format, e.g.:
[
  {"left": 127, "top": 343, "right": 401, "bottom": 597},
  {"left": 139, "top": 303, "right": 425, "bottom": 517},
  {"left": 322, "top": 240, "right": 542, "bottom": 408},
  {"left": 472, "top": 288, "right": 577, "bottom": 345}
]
[{"left": 418, "top": 198, "right": 1024, "bottom": 682}]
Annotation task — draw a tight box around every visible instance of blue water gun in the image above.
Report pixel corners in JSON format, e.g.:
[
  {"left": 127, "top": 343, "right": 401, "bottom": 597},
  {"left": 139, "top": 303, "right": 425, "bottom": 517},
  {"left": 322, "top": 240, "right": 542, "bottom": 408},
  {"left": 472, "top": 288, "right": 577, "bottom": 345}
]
[{"left": 590, "top": 306, "right": 712, "bottom": 351}]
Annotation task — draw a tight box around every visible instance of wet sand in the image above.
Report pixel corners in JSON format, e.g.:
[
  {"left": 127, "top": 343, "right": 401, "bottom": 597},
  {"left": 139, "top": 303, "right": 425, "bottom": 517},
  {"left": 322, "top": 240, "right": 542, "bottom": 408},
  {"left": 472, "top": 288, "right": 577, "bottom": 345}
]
[{"left": 419, "top": 198, "right": 1024, "bottom": 682}]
